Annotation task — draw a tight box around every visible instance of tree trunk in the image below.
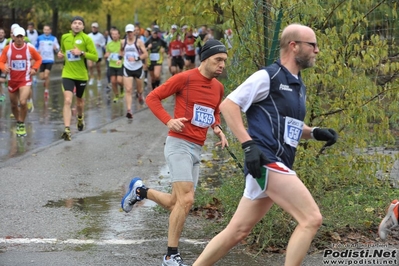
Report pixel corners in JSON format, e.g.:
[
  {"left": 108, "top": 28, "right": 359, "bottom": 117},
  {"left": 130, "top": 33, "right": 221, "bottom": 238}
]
[
  {"left": 106, "top": 14, "right": 111, "bottom": 31},
  {"left": 213, "top": 3, "right": 224, "bottom": 40},
  {"left": 52, "top": 7, "right": 59, "bottom": 39}
]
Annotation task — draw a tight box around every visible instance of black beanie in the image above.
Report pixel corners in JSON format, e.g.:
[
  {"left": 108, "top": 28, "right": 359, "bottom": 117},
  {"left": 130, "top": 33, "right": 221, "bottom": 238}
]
[
  {"left": 200, "top": 40, "right": 227, "bottom": 61},
  {"left": 71, "top": 16, "right": 85, "bottom": 26}
]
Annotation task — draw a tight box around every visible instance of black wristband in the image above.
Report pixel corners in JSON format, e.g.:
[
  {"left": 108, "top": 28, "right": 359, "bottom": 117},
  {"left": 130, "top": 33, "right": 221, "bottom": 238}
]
[
  {"left": 118, "top": 55, "right": 123, "bottom": 60},
  {"left": 135, "top": 56, "right": 140, "bottom": 61}
]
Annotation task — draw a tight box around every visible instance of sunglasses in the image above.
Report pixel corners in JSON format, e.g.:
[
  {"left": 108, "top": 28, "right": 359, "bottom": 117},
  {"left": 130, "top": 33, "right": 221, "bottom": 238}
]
[{"left": 291, "top": 40, "right": 317, "bottom": 49}]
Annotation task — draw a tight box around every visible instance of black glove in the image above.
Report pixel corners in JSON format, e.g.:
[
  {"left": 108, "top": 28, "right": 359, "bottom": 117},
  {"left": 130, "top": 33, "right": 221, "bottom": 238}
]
[
  {"left": 242, "top": 140, "right": 270, "bottom": 179},
  {"left": 312, "top": 128, "right": 338, "bottom": 147}
]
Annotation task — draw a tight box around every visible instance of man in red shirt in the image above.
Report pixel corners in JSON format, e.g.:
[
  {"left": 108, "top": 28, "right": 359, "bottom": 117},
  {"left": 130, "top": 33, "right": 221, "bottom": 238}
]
[
  {"left": 183, "top": 27, "right": 199, "bottom": 70},
  {"left": 0, "top": 27, "right": 42, "bottom": 137},
  {"left": 121, "top": 40, "right": 229, "bottom": 266},
  {"left": 168, "top": 33, "right": 184, "bottom": 75}
]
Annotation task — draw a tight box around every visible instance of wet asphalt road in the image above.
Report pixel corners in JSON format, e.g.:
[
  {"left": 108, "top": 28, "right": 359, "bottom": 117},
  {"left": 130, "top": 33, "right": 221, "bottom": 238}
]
[
  {"left": 0, "top": 64, "right": 135, "bottom": 163},
  {"left": 1, "top": 64, "right": 397, "bottom": 265},
  {"left": 0, "top": 63, "right": 281, "bottom": 265}
]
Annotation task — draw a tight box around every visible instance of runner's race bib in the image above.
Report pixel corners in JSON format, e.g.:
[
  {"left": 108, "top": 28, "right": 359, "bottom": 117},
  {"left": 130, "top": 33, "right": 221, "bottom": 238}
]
[
  {"left": 66, "top": 50, "right": 80, "bottom": 61},
  {"left": 11, "top": 60, "right": 26, "bottom": 71},
  {"left": 150, "top": 53, "right": 160, "bottom": 61},
  {"left": 110, "top": 53, "right": 119, "bottom": 61},
  {"left": 171, "top": 49, "right": 180, "bottom": 57},
  {"left": 41, "top": 50, "right": 53, "bottom": 59},
  {"left": 283, "top": 116, "right": 304, "bottom": 148},
  {"left": 186, "top": 44, "right": 194, "bottom": 51},
  {"left": 191, "top": 104, "right": 215, "bottom": 128}
]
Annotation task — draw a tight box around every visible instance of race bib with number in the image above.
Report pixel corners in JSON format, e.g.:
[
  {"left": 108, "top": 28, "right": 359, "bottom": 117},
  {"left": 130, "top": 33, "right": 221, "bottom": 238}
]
[
  {"left": 125, "top": 52, "right": 135, "bottom": 61},
  {"left": 66, "top": 50, "right": 80, "bottom": 61},
  {"left": 110, "top": 53, "right": 119, "bottom": 61},
  {"left": 171, "top": 49, "right": 180, "bottom": 57},
  {"left": 186, "top": 44, "right": 194, "bottom": 51},
  {"left": 191, "top": 104, "right": 215, "bottom": 128},
  {"left": 11, "top": 60, "right": 26, "bottom": 71},
  {"left": 283, "top": 116, "right": 304, "bottom": 148},
  {"left": 150, "top": 53, "right": 160, "bottom": 61},
  {"left": 41, "top": 50, "right": 53, "bottom": 60}
]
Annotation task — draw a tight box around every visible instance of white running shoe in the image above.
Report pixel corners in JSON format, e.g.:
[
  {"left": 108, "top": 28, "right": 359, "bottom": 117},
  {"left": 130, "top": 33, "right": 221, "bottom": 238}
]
[{"left": 161, "top": 254, "right": 187, "bottom": 266}]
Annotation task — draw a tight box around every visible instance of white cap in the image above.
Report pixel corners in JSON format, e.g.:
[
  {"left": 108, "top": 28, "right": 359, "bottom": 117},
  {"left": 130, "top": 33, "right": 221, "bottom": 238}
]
[
  {"left": 171, "top": 24, "right": 178, "bottom": 29},
  {"left": 125, "top": 24, "right": 134, "bottom": 32},
  {"left": 91, "top": 22, "right": 99, "bottom": 28},
  {"left": 11, "top": 23, "right": 20, "bottom": 31},
  {"left": 182, "top": 25, "right": 188, "bottom": 29},
  {"left": 13, "top": 27, "right": 25, "bottom": 37}
]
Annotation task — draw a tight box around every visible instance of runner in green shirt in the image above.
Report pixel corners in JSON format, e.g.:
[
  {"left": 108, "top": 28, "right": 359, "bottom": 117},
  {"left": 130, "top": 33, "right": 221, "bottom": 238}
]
[
  {"left": 104, "top": 28, "right": 123, "bottom": 102},
  {"left": 57, "top": 16, "right": 98, "bottom": 141}
]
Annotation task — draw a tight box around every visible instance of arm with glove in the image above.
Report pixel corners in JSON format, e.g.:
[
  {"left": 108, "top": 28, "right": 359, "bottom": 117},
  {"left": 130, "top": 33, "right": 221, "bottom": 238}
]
[
  {"left": 303, "top": 124, "right": 338, "bottom": 147},
  {"left": 220, "top": 98, "right": 270, "bottom": 179}
]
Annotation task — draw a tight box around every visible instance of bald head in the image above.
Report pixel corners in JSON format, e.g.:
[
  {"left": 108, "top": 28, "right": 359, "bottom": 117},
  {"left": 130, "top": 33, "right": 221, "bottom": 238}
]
[{"left": 280, "top": 24, "right": 316, "bottom": 51}]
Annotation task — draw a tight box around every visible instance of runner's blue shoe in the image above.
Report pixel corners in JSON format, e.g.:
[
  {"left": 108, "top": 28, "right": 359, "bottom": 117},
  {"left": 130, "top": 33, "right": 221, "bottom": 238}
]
[{"left": 121, "top": 177, "right": 145, "bottom": 213}]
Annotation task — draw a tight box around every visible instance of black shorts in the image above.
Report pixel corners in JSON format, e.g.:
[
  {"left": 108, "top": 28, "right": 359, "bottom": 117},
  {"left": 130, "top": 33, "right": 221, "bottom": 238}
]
[
  {"left": 0, "top": 70, "right": 6, "bottom": 79},
  {"left": 171, "top": 56, "right": 184, "bottom": 69},
  {"left": 184, "top": 55, "right": 196, "bottom": 64},
  {"left": 148, "top": 61, "right": 162, "bottom": 71},
  {"left": 40, "top": 63, "right": 53, "bottom": 72},
  {"left": 62, "top": 78, "right": 87, "bottom": 98},
  {"left": 109, "top": 67, "right": 123, "bottom": 77},
  {"left": 123, "top": 66, "right": 143, "bottom": 79}
]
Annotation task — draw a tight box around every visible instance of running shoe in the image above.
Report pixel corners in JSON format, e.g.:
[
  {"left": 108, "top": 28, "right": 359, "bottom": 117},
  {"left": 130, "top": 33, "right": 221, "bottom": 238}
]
[
  {"left": 88, "top": 78, "right": 94, "bottom": 85},
  {"left": 97, "top": 81, "right": 102, "bottom": 87},
  {"left": 27, "top": 100, "right": 34, "bottom": 113},
  {"left": 378, "top": 199, "right": 399, "bottom": 240},
  {"left": 138, "top": 93, "right": 144, "bottom": 105},
  {"left": 44, "top": 90, "right": 49, "bottom": 99},
  {"left": 121, "top": 177, "right": 146, "bottom": 213},
  {"left": 162, "top": 254, "right": 188, "bottom": 266},
  {"left": 126, "top": 111, "right": 133, "bottom": 119},
  {"left": 16, "top": 123, "right": 27, "bottom": 137},
  {"left": 61, "top": 127, "right": 71, "bottom": 141},
  {"left": 119, "top": 92, "right": 125, "bottom": 99},
  {"left": 77, "top": 115, "right": 85, "bottom": 131},
  {"left": 0, "top": 94, "right": 5, "bottom": 102},
  {"left": 113, "top": 97, "right": 119, "bottom": 103}
]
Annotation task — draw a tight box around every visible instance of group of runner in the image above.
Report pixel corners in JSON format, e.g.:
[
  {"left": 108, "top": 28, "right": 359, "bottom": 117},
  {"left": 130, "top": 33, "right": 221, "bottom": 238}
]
[{"left": 0, "top": 18, "right": 213, "bottom": 140}]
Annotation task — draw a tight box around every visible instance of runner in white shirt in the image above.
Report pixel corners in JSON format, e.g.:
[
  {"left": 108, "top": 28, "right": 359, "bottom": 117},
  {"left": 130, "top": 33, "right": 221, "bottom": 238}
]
[
  {"left": 87, "top": 22, "right": 105, "bottom": 86},
  {"left": 26, "top": 22, "right": 39, "bottom": 87},
  {"left": 36, "top": 25, "right": 60, "bottom": 99}
]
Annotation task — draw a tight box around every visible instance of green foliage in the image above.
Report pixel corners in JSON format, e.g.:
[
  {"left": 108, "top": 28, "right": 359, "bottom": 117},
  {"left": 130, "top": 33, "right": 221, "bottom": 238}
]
[{"left": 193, "top": 0, "right": 399, "bottom": 254}]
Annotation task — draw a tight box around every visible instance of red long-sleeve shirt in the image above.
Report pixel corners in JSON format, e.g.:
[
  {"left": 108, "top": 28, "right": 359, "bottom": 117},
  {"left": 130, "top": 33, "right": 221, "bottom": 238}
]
[
  {"left": 146, "top": 68, "right": 224, "bottom": 146},
  {"left": 0, "top": 43, "right": 42, "bottom": 88}
]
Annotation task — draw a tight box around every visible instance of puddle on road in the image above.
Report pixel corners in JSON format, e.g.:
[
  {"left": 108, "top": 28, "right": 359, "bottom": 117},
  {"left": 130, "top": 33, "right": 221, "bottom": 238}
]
[
  {"left": 39, "top": 179, "right": 273, "bottom": 264},
  {"left": 43, "top": 191, "right": 123, "bottom": 240}
]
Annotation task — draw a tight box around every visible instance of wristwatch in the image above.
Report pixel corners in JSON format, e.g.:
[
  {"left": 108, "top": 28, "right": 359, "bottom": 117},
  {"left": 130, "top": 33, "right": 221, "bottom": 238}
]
[{"left": 80, "top": 51, "right": 85, "bottom": 56}]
